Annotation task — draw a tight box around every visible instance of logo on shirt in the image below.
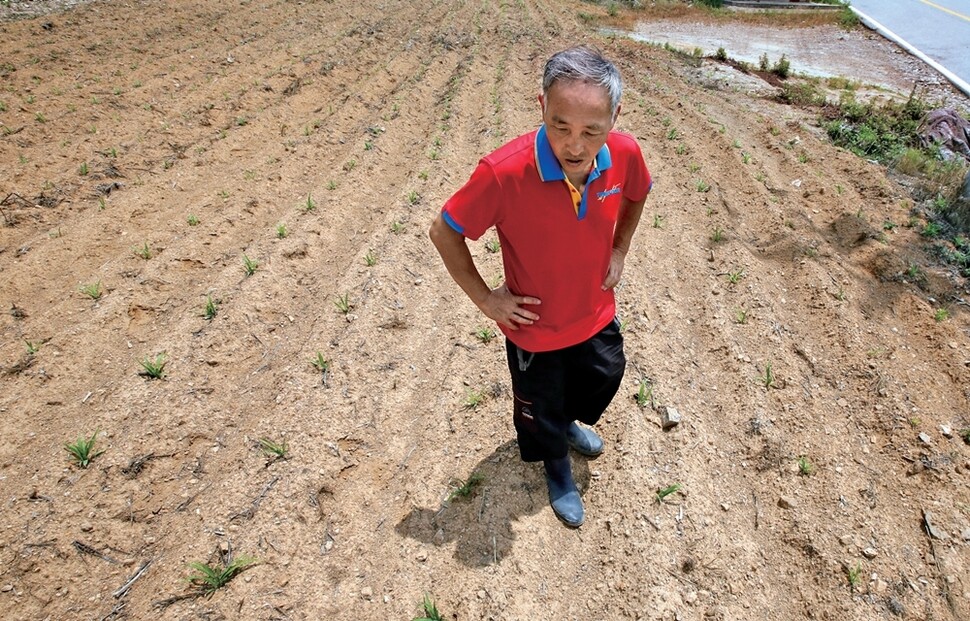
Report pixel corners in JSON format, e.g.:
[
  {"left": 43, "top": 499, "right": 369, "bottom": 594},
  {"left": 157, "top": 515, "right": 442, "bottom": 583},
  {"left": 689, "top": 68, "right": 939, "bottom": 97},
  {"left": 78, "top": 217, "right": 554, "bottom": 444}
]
[{"left": 596, "top": 184, "right": 622, "bottom": 201}]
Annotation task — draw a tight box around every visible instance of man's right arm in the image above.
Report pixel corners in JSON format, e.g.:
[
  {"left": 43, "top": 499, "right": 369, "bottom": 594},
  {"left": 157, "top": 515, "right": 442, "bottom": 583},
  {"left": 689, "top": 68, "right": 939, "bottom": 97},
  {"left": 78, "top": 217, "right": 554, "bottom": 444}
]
[{"left": 429, "top": 215, "right": 541, "bottom": 331}]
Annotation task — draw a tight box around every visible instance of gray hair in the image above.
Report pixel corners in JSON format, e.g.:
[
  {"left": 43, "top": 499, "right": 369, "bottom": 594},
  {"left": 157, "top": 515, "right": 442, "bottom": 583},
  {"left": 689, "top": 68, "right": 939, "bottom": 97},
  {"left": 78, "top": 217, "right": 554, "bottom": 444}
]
[{"left": 542, "top": 46, "right": 622, "bottom": 119}]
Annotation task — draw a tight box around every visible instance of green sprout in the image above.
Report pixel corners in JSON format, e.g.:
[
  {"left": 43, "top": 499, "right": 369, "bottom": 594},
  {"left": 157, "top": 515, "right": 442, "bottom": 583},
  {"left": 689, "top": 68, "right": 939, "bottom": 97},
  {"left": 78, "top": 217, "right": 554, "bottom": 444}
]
[
  {"left": 139, "top": 353, "right": 167, "bottom": 379},
  {"left": 242, "top": 254, "right": 258, "bottom": 276},
  {"left": 276, "top": 222, "right": 288, "bottom": 238},
  {"left": 186, "top": 556, "right": 258, "bottom": 595},
  {"left": 797, "top": 455, "right": 814, "bottom": 476},
  {"left": 133, "top": 242, "right": 152, "bottom": 260},
  {"left": 334, "top": 293, "right": 351, "bottom": 315},
  {"left": 413, "top": 594, "right": 443, "bottom": 621},
  {"left": 187, "top": 214, "right": 200, "bottom": 226},
  {"left": 474, "top": 327, "right": 496, "bottom": 344},
  {"left": 259, "top": 438, "right": 289, "bottom": 460},
  {"left": 635, "top": 379, "right": 653, "bottom": 408},
  {"left": 65, "top": 430, "right": 105, "bottom": 468},
  {"left": 364, "top": 250, "right": 377, "bottom": 267},
  {"left": 759, "top": 362, "right": 775, "bottom": 388},
  {"left": 79, "top": 280, "right": 103, "bottom": 300},
  {"left": 447, "top": 473, "right": 485, "bottom": 502},
  {"left": 463, "top": 389, "right": 485, "bottom": 410},
  {"left": 656, "top": 483, "right": 682, "bottom": 503},
  {"left": 204, "top": 295, "right": 218, "bottom": 320},
  {"left": 303, "top": 193, "right": 316, "bottom": 212}
]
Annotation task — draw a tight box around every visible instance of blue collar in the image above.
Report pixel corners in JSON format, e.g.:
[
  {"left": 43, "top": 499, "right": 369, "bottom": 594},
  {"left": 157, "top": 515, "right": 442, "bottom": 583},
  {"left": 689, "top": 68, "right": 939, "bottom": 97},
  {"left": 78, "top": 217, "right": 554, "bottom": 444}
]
[{"left": 534, "top": 124, "right": 612, "bottom": 183}]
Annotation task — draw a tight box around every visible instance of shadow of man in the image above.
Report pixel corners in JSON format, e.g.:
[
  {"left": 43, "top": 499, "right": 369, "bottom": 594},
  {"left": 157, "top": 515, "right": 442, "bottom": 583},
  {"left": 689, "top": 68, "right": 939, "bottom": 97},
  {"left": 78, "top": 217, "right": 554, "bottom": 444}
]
[{"left": 395, "top": 440, "right": 593, "bottom": 568}]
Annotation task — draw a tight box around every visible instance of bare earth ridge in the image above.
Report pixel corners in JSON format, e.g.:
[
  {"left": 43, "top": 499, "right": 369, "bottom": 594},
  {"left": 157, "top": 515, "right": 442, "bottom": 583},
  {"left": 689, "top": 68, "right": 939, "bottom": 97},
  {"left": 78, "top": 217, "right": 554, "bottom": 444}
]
[{"left": 1, "top": 1, "right": 968, "bottom": 620}]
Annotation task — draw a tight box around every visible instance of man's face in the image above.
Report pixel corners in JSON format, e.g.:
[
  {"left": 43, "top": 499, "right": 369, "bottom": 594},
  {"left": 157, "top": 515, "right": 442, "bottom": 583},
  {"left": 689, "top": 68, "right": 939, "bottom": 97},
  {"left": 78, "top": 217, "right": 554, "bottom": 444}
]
[{"left": 539, "top": 80, "right": 617, "bottom": 179}]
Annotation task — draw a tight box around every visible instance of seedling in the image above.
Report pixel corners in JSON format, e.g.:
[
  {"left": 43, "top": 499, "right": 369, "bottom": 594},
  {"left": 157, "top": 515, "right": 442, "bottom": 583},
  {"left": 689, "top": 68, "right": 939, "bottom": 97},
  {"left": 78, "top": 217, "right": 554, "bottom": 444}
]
[
  {"left": 65, "top": 430, "right": 104, "bottom": 468},
  {"left": 303, "top": 193, "right": 316, "bottom": 212},
  {"left": 474, "top": 327, "right": 496, "bottom": 344},
  {"left": 727, "top": 268, "right": 745, "bottom": 284},
  {"left": 656, "top": 483, "right": 682, "bottom": 503},
  {"left": 447, "top": 472, "right": 484, "bottom": 502},
  {"left": 218, "top": 189, "right": 229, "bottom": 200},
  {"left": 934, "top": 307, "right": 949, "bottom": 322},
  {"left": 364, "top": 250, "right": 377, "bottom": 267},
  {"left": 98, "top": 197, "right": 106, "bottom": 212},
  {"left": 276, "top": 222, "right": 288, "bottom": 238},
  {"left": 846, "top": 561, "right": 862, "bottom": 590},
  {"left": 35, "top": 112, "right": 46, "bottom": 123},
  {"left": 666, "top": 128, "right": 678, "bottom": 141},
  {"left": 406, "top": 190, "right": 420, "bottom": 206},
  {"left": 618, "top": 317, "right": 629, "bottom": 332},
  {"left": 326, "top": 180, "right": 337, "bottom": 191},
  {"left": 186, "top": 556, "right": 258, "bottom": 595},
  {"left": 695, "top": 179, "right": 710, "bottom": 193},
  {"left": 675, "top": 143, "right": 686, "bottom": 156},
  {"left": 259, "top": 438, "right": 289, "bottom": 460},
  {"left": 959, "top": 428, "right": 970, "bottom": 444},
  {"left": 635, "top": 379, "right": 653, "bottom": 408},
  {"left": 187, "top": 214, "right": 200, "bottom": 226},
  {"left": 759, "top": 362, "right": 775, "bottom": 389},
  {"left": 343, "top": 159, "right": 356, "bottom": 172},
  {"left": 133, "top": 242, "right": 152, "bottom": 260},
  {"left": 79, "top": 162, "right": 89, "bottom": 176},
  {"left": 710, "top": 226, "right": 724, "bottom": 243},
  {"left": 485, "top": 239, "right": 500, "bottom": 253},
  {"left": 364, "top": 140, "right": 373, "bottom": 151},
  {"left": 414, "top": 594, "right": 444, "bottom": 621},
  {"left": 311, "top": 352, "right": 330, "bottom": 375},
  {"left": 463, "top": 389, "right": 485, "bottom": 410},
  {"left": 797, "top": 455, "right": 814, "bottom": 476},
  {"left": 139, "top": 353, "right": 167, "bottom": 379},
  {"left": 733, "top": 308, "right": 748, "bottom": 324},
  {"left": 418, "top": 170, "right": 429, "bottom": 181},
  {"left": 242, "top": 254, "right": 258, "bottom": 276},
  {"left": 24, "top": 339, "right": 40, "bottom": 354},
  {"left": 334, "top": 293, "right": 352, "bottom": 314},
  {"left": 741, "top": 152, "right": 751, "bottom": 164},
  {"left": 652, "top": 214, "right": 664, "bottom": 229},
  {"left": 79, "top": 280, "right": 103, "bottom": 300},
  {"left": 390, "top": 221, "right": 403, "bottom": 234},
  {"left": 204, "top": 295, "right": 218, "bottom": 320}
]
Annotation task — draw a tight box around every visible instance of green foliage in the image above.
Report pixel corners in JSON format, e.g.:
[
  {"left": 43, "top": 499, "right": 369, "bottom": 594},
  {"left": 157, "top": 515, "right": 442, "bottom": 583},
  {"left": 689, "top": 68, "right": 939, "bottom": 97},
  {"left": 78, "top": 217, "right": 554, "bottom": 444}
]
[
  {"left": 133, "top": 242, "right": 152, "bottom": 260},
  {"left": 186, "top": 556, "right": 258, "bottom": 595},
  {"left": 825, "top": 92, "right": 931, "bottom": 163},
  {"left": 759, "top": 362, "right": 775, "bottom": 388},
  {"left": 447, "top": 472, "right": 484, "bottom": 502},
  {"left": 846, "top": 561, "right": 863, "bottom": 589},
  {"left": 485, "top": 239, "right": 500, "bottom": 253},
  {"left": 65, "top": 430, "right": 104, "bottom": 468},
  {"left": 413, "top": 594, "right": 444, "bottom": 621},
  {"left": 24, "top": 339, "right": 40, "bottom": 354},
  {"left": 276, "top": 222, "right": 288, "bottom": 238},
  {"left": 771, "top": 54, "right": 791, "bottom": 79},
  {"left": 139, "top": 353, "right": 167, "bottom": 379},
  {"left": 734, "top": 308, "right": 748, "bottom": 324},
  {"left": 79, "top": 162, "right": 89, "bottom": 176},
  {"left": 311, "top": 352, "right": 330, "bottom": 375},
  {"left": 797, "top": 456, "right": 814, "bottom": 476},
  {"left": 934, "top": 307, "right": 949, "bottom": 322},
  {"left": 187, "top": 214, "right": 200, "bottom": 226},
  {"left": 259, "top": 437, "right": 289, "bottom": 459},
  {"left": 474, "top": 327, "right": 496, "bottom": 344},
  {"left": 334, "top": 293, "right": 352, "bottom": 314},
  {"left": 79, "top": 280, "right": 103, "bottom": 300},
  {"left": 635, "top": 379, "right": 653, "bottom": 408},
  {"left": 242, "top": 254, "right": 258, "bottom": 276},
  {"left": 656, "top": 483, "right": 682, "bottom": 503},
  {"left": 711, "top": 226, "right": 724, "bottom": 243},
  {"left": 727, "top": 268, "right": 745, "bottom": 284},
  {"left": 463, "top": 389, "right": 485, "bottom": 410},
  {"left": 715, "top": 47, "right": 727, "bottom": 61},
  {"left": 364, "top": 250, "right": 377, "bottom": 266},
  {"left": 779, "top": 82, "right": 826, "bottom": 107},
  {"left": 204, "top": 295, "right": 218, "bottom": 320},
  {"left": 695, "top": 179, "right": 710, "bottom": 193},
  {"left": 303, "top": 193, "right": 316, "bottom": 212}
]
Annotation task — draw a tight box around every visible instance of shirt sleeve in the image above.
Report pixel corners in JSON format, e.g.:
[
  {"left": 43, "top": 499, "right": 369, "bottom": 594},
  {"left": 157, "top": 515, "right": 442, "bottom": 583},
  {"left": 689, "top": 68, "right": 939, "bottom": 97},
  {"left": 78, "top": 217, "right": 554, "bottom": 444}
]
[
  {"left": 440, "top": 160, "right": 502, "bottom": 241},
  {"left": 622, "top": 138, "right": 652, "bottom": 203}
]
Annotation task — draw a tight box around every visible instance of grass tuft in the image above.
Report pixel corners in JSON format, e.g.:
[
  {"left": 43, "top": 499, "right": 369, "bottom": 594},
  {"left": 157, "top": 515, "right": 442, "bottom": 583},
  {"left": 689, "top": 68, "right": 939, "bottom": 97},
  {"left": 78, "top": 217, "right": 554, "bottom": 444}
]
[
  {"left": 79, "top": 280, "right": 103, "bottom": 300},
  {"left": 447, "top": 472, "right": 484, "bottom": 502},
  {"left": 139, "top": 353, "right": 167, "bottom": 379},
  {"left": 413, "top": 594, "right": 444, "bottom": 621},
  {"left": 259, "top": 437, "right": 289, "bottom": 460},
  {"left": 204, "top": 295, "right": 218, "bottom": 320},
  {"left": 243, "top": 254, "right": 258, "bottom": 276},
  {"left": 656, "top": 483, "right": 682, "bottom": 503}
]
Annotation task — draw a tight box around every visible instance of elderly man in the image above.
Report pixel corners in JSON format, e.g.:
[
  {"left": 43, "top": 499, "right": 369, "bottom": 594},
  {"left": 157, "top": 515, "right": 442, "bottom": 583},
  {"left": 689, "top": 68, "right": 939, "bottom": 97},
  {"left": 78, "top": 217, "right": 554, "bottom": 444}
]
[{"left": 429, "top": 46, "right": 652, "bottom": 527}]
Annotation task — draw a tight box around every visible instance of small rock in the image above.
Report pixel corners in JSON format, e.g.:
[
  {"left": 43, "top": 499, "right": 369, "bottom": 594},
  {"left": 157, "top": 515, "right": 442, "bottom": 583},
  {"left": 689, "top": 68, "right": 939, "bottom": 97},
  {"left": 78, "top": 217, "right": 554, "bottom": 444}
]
[
  {"left": 1, "top": 585, "right": 12, "bottom": 592},
  {"left": 415, "top": 551, "right": 428, "bottom": 562},
  {"left": 862, "top": 547, "right": 877, "bottom": 559},
  {"left": 80, "top": 522, "right": 93, "bottom": 533},
  {"left": 923, "top": 511, "right": 950, "bottom": 541},
  {"left": 778, "top": 496, "right": 796, "bottom": 510},
  {"left": 837, "top": 398, "right": 849, "bottom": 408},
  {"left": 940, "top": 425, "right": 952, "bottom": 438},
  {"left": 838, "top": 534, "right": 853, "bottom": 546},
  {"left": 907, "top": 462, "right": 924, "bottom": 476},
  {"left": 659, "top": 405, "right": 681, "bottom": 430},
  {"left": 961, "top": 528, "right": 970, "bottom": 542},
  {"left": 477, "top": 590, "right": 487, "bottom": 600},
  {"left": 720, "top": 503, "right": 730, "bottom": 512},
  {"left": 361, "top": 586, "right": 373, "bottom": 600},
  {"left": 873, "top": 579, "right": 888, "bottom": 595},
  {"left": 918, "top": 432, "right": 932, "bottom": 444},
  {"left": 684, "top": 590, "right": 698, "bottom": 605}
]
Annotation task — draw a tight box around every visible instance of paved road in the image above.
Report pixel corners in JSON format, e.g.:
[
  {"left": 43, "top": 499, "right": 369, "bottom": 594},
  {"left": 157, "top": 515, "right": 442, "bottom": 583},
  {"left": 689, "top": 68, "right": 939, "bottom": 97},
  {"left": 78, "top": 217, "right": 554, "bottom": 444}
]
[{"left": 849, "top": 0, "right": 970, "bottom": 91}]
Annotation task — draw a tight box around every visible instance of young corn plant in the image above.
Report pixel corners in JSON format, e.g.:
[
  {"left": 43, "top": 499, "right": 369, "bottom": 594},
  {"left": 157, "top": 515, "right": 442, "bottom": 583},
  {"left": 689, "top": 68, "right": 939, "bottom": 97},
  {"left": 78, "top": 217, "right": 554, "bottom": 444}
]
[
  {"left": 65, "top": 430, "right": 105, "bottom": 468},
  {"left": 474, "top": 327, "right": 496, "bottom": 344},
  {"left": 186, "top": 556, "right": 258, "bottom": 595},
  {"left": 187, "top": 214, "right": 200, "bottom": 226},
  {"left": 797, "top": 455, "right": 814, "bottom": 476},
  {"left": 727, "top": 268, "right": 745, "bottom": 284},
  {"left": 711, "top": 226, "right": 724, "bottom": 243},
  {"left": 334, "top": 293, "right": 352, "bottom": 315},
  {"left": 276, "top": 222, "right": 288, "bottom": 238},
  {"left": 242, "top": 254, "right": 258, "bottom": 276},
  {"left": 390, "top": 221, "right": 404, "bottom": 234},
  {"left": 463, "top": 389, "right": 485, "bottom": 410},
  {"left": 133, "top": 242, "right": 152, "bottom": 260},
  {"left": 311, "top": 352, "right": 330, "bottom": 384},
  {"left": 139, "top": 353, "right": 167, "bottom": 379},
  {"left": 846, "top": 561, "right": 862, "bottom": 590},
  {"left": 656, "top": 483, "right": 682, "bottom": 504},
  {"left": 635, "top": 379, "right": 653, "bottom": 408},
  {"left": 364, "top": 250, "right": 377, "bottom": 267},
  {"left": 485, "top": 239, "right": 500, "bottom": 253},
  {"left": 79, "top": 280, "right": 103, "bottom": 300},
  {"left": 759, "top": 362, "right": 775, "bottom": 389},
  {"left": 734, "top": 308, "right": 748, "bottom": 324},
  {"left": 24, "top": 339, "right": 40, "bottom": 354},
  {"left": 652, "top": 214, "right": 664, "bottom": 229},
  {"left": 934, "top": 307, "right": 949, "bottom": 322},
  {"left": 204, "top": 295, "right": 218, "bottom": 320},
  {"left": 303, "top": 193, "right": 316, "bottom": 212},
  {"left": 259, "top": 437, "right": 289, "bottom": 460},
  {"left": 413, "top": 594, "right": 444, "bottom": 621},
  {"left": 446, "top": 472, "right": 485, "bottom": 503}
]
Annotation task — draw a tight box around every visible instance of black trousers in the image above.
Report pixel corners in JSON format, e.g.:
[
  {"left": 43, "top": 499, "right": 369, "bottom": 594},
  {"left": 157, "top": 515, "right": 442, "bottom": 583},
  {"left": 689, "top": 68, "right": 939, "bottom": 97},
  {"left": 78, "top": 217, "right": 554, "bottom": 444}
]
[{"left": 504, "top": 317, "right": 626, "bottom": 462}]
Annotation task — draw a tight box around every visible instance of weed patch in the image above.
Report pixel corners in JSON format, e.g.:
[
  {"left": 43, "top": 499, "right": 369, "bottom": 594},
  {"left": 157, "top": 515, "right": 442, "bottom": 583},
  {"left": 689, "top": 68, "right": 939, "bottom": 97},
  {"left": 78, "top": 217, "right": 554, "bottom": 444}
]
[{"left": 186, "top": 556, "right": 258, "bottom": 595}]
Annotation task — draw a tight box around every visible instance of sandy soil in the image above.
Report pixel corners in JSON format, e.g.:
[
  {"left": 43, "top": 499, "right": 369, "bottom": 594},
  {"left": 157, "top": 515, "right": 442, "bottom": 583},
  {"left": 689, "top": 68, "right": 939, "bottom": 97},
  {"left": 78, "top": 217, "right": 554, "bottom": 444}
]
[{"left": 1, "top": 1, "right": 969, "bottom": 620}]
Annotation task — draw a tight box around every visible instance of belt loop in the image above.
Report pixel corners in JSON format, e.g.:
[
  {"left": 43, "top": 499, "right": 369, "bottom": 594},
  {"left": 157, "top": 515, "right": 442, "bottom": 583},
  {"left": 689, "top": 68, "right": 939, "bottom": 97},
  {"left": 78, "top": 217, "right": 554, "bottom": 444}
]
[{"left": 516, "top": 346, "right": 535, "bottom": 372}]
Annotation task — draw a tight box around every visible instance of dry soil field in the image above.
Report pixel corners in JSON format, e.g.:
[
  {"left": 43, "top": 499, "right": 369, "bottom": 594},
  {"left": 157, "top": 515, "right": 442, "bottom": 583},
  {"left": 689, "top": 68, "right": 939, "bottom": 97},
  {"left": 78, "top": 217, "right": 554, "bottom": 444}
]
[{"left": 1, "top": 1, "right": 969, "bottom": 620}]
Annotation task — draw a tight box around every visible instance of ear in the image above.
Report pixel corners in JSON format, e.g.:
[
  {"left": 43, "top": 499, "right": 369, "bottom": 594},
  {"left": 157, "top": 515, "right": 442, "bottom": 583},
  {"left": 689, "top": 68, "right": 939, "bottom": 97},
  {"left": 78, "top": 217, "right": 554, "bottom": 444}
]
[{"left": 611, "top": 103, "right": 622, "bottom": 127}]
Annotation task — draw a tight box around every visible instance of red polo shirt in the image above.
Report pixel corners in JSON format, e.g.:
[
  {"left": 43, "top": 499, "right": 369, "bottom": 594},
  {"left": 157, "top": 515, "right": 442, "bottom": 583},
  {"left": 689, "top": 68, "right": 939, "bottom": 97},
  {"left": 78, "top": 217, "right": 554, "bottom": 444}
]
[{"left": 441, "top": 125, "right": 651, "bottom": 352}]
